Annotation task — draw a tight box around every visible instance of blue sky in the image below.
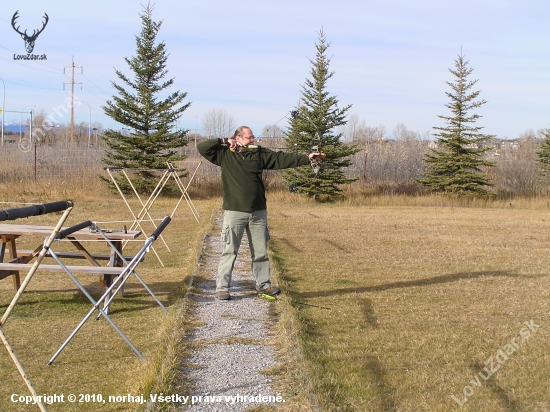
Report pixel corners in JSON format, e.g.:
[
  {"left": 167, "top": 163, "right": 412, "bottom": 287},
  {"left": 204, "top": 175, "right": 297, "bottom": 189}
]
[{"left": 0, "top": 0, "right": 549, "bottom": 139}]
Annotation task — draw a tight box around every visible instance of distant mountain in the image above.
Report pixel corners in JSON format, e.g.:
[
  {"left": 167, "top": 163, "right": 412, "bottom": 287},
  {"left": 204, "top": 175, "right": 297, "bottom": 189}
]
[{"left": 2, "top": 125, "right": 28, "bottom": 134}]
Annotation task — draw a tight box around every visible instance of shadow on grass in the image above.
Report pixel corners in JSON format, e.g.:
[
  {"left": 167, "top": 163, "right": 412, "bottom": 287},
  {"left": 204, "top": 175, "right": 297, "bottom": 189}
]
[
  {"left": 470, "top": 360, "right": 521, "bottom": 411},
  {"left": 0, "top": 291, "right": 90, "bottom": 308},
  {"left": 365, "top": 355, "right": 398, "bottom": 411},
  {"left": 277, "top": 237, "right": 302, "bottom": 253},
  {"left": 0, "top": 279, "right": 185, "bottom": 316},
  {"left": 360, "top": 298, "right": 379, "bottom": 328},
  {"left": 296, "top": 270, "right": 528, "bottom": 299},
  {"left": 312, "top": 355, "right": 399, "bottom": 412},
  {"left": 322, "top": 239, "right": 350, "bottom": 254}
]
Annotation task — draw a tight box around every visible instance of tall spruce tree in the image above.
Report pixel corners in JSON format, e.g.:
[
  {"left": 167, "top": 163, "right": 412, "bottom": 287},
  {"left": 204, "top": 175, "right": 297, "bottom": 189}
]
[
  {"left": 282, "top": 29, "right": 360, "bottom": 201},
  {"left": 418, "top": 54, "right": 495, "bottom": 196},
  {"left": 536, "top": 128, "right": 550, "bottom": 188},
  {"left": 101, "top": 3, "right": 190, "bottom": 193}
]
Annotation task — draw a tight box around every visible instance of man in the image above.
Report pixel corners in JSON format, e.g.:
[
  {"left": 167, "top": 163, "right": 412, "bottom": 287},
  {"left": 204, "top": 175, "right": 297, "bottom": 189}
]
[{"left": 197, "top": 126, "right": 325, "bottom": 300}]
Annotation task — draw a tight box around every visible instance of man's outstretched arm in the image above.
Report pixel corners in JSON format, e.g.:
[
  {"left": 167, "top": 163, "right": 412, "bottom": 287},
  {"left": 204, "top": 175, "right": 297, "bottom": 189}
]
[{"left": 261, "top": 150, "right": 326, "bottom": 170}]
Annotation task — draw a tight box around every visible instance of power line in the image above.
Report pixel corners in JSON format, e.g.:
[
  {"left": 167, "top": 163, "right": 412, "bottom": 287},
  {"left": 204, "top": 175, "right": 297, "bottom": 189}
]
[
  {"left": 0, "top": 75, "right": 62, "bottom": 91},
  {"left": 81, "top": 74, "right": 113, "bottom": 98}
]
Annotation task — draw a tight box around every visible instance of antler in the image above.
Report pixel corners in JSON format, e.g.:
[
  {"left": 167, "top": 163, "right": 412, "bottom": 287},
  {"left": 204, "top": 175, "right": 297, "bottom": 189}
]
[
  {"left": 29, "top": 13, "right": 49, "bottom": 40},
  {"left": 11, "top": 11, "right": 26, "bottom": 37}
]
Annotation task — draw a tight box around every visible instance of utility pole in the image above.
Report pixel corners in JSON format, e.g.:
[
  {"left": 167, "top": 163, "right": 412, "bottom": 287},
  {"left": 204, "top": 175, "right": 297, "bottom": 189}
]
[{"left": 63, "top": 57, "right": 82, "bottom": 144}]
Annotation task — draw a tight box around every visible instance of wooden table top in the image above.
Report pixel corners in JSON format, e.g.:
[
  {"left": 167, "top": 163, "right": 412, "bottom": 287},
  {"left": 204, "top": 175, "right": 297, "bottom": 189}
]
[{"left": 0, "top": 224, "right": 141, "bottom": 240}]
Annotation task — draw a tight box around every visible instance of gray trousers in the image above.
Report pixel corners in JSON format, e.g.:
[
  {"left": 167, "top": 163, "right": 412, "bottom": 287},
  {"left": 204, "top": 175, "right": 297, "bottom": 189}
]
[{"left": 217, "top": 210, "right": 271, "bottom": 292}]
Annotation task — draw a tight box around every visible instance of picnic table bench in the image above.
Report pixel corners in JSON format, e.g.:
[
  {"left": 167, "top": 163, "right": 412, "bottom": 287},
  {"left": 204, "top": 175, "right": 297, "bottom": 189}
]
[
  {"left": 0, "top": 223, "right": 141, "bottom": 292},
  {"left": 0, "top": 203, "right": 170, "bottom": 393}
]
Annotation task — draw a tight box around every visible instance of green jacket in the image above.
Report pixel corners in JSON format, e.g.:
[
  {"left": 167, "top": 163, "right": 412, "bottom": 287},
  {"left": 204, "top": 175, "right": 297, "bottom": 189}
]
[{"left": 197, "top": 139, "right": 310, "bottom": 212}]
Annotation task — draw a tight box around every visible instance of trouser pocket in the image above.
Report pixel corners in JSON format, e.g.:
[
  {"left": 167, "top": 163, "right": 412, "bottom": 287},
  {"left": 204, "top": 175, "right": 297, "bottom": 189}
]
[{"left": 220, "top": 226, "right": 230, "bottom": 244}]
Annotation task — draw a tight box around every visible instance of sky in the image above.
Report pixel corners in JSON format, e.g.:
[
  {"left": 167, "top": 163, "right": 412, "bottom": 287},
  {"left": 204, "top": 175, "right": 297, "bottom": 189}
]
[{"left": 1, "top": 0, "right": 550, "bottom": 140}]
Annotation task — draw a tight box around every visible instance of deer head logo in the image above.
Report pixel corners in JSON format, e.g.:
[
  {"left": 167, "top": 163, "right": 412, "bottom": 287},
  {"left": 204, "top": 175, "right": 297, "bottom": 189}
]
[{"left": 11, "top": 11, "right": 49, "bottom": 54}]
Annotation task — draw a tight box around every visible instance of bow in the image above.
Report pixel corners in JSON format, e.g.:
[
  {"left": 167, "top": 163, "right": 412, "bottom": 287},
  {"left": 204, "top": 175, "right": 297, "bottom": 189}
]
[{"left": 290, "top": 110, "right": 328, "bottom": 177}]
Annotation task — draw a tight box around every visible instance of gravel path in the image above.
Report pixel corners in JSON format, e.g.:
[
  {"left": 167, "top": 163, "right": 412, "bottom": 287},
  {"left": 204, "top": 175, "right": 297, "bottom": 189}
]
[{"left": 180, "top": 213, "right": 284, "bottom": 411}]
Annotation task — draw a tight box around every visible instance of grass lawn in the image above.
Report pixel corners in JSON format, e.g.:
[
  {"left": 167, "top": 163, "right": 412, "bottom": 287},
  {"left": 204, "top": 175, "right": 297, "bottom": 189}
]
[
  {"left": 267, "top": 199, "right": 550, "bottom": 412},
  {"left": 3, "top": 193, "right": 550, "bottom": 412},
  {"left": 0, "top": 195, "right": 215, "bottom": 411}
]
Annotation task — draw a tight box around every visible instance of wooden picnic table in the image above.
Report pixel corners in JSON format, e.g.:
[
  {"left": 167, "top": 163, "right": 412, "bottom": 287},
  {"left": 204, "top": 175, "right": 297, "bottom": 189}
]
[{"left": 0, "top": 223, "right": 141, "bottom": 292}]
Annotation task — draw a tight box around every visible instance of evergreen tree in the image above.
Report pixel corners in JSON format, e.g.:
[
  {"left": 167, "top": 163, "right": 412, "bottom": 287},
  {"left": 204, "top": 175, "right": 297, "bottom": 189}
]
[
  {"left": 101, "top": 3, "right": 190, "bottom": 193},
  {"left": 282, "top": 29, "right": 360, "bottom": 201},
  {"left": 418, "top": 54, "right": 495, "bottom": 196},
  {"left": 536, "top": 128, "right": 550, "bottom": 187}
]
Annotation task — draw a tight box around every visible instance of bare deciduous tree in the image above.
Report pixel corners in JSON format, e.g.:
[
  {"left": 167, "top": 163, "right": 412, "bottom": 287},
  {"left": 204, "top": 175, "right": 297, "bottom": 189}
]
[
  {"left": 494, "top": 129, "right": 540, "bottom": 196},
  {"left": 392, "top": 122, "right": 429, "bottom": 141},
  {"left": 202, "top": 109, "right": 235, "bottom": 139},
  {"left": 348, "top": 139, "right": 427, "bottom": 186},
  {"left": 261, "top": 124, "right": 284, "bottom": 139},
  {"left": 339, "top": 114, "right": 387, "bottom": 144},
  {"left": 340, "top": 114, "right": 363, "bottom": 142},
  {"left": 32, "top": 110, "right": 58, "bottom": 146}
]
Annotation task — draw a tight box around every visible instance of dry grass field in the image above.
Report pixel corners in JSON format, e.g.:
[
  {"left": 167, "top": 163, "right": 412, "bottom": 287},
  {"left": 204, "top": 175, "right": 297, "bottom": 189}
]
[
  {"left": 1, "top": 186, "right": 550, "bottom": 412},
  {"left": 0, "top": 195, "right": 216, "bottom": 411},
  {"left": 267, "top": 196, "right": 550, "bottom": 412}
]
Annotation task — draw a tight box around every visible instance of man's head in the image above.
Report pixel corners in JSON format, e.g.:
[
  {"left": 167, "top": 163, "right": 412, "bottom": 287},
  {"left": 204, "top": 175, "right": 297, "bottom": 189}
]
[{"left": 234, "top": 126, "right": 255, "bottom": 146}]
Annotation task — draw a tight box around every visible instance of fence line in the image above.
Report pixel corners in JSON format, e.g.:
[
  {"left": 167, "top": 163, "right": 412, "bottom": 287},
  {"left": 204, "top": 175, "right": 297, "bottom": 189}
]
[{"left": 0, "top": 139, "right": 545, "bottom": 196}]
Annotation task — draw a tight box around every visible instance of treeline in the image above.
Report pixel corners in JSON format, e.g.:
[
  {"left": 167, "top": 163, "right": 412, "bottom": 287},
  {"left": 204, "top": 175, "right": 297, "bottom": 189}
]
[
  {"left": 338, "top": 123, "right": 545, "bottom": 197},
  {"left": 0, "top": 129, "right": 546, "bottom": 199}
]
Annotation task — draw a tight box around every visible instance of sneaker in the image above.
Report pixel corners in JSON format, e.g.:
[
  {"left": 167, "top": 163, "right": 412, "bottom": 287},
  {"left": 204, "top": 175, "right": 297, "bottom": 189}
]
[
  {"left": 216, "top": 291, "right": 231, "bottom": 300},
  {"left": 257, "top": 286, "right": 280, "bottom": 297}
]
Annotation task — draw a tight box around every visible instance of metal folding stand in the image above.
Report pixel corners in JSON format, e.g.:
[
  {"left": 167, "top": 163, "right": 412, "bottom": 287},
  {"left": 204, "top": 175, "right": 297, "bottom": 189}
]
[
  {"left": 106, "top": 163, "right": 201, "bottom": 267},
  {"left": 166, "top": 161, "right": 201, "bottom": 222},
  {"left": 91, "top": 221, "right": 168, "bottom": 316},
  {"left": 47, "top": 216, "right": 171, "bottom": 365},
  {"left": 0, "top": 201, "right": 74, "bottom": 412}
]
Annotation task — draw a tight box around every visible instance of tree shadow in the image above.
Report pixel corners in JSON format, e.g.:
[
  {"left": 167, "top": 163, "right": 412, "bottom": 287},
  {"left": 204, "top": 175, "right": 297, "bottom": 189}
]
[
  {"left": 360, "top": 298, "right": 379, "bottom": 328},
  {"left": 296, "top": 270, "right": 528, "bottom": 299},
  {"left": 105, "top": 299, "right": 161, "bottom": 315},
  {"left": 0, "top": 279, "right": 186, "bottom": 314},
  {"left": 470, "top": 360, "right": 521, "bottom": 411},
  {"left": 364, "top": 355, "right": 398, "bottom": 411},
  {"left": 276, "top": 237, "right": 302, "bottom": 253},
  {"left": 322, "top": 239, "right": 350, "bottom": 253}
]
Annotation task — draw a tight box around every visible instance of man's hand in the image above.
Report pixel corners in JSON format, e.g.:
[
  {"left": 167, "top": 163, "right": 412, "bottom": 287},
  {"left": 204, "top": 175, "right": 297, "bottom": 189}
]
[
  {"left": 308, "top": 152, "right": 326, "bottom": 161},
  {"left": 226, "top": 137, "right": 238, "bottom": 150}
]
